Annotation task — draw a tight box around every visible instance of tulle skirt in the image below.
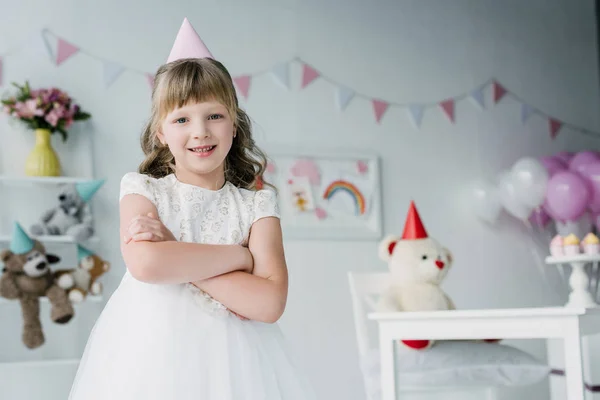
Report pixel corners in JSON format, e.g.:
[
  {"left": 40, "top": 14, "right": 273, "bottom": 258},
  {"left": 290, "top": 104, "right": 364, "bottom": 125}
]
[{"left": 69, "top": 272, "right": 316, "bottom": 400}]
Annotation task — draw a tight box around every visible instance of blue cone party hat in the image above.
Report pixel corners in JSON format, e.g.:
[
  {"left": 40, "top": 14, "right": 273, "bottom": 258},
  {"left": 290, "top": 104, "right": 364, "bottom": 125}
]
[
  {"left": 10, "top": 222, "right": 34, "bottom": 254},
  {"left": 77, "top": 244, "right": 94, "bottom": 261},
  {"left": 75, "top": 179, "right": 105, "bottom": 203}
]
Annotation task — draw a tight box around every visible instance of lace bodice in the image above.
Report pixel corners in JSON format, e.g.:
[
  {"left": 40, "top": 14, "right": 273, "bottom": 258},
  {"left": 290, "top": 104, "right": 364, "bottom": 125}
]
[{"left": 119, "top": 172, "right": 280, "bottom": 315}]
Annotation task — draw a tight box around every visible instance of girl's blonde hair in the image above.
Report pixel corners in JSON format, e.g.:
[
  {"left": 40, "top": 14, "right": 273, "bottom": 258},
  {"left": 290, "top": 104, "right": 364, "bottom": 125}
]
[{"left": 139, "top": 57, "right": 270, "bottom": 191}]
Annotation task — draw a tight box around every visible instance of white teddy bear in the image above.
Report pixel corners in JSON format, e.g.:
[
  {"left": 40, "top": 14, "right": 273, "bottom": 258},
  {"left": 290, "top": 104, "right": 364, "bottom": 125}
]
[{"left": 377, "top": 201, "right": 454, "bottom": 350}]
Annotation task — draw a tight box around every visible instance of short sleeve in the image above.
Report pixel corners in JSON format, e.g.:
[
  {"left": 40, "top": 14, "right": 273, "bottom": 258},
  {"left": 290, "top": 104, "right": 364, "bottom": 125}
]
[
  {"left": 119, "top": 172, "right": 156, "bottom": 205},
  {"left": 252, "top": 189, "right": 280, "bottom": 223}
]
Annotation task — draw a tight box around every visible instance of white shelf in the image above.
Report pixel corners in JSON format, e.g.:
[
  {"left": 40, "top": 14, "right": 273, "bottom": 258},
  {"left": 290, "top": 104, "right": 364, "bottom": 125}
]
[
  {"left": 0, "top": 295, "right": 104, "bottom": 305},
  {"left": 0, "top": 358, "right": 80, "bottom": 368},
  {"left": 0, "top": 175, "right": 92, "bottom": 185},
  {"left": 545, "top": 253, "right": 600, "bottom": 265},
  {"left": 0, "top": 235, "right": 99, "bottom": 244}
]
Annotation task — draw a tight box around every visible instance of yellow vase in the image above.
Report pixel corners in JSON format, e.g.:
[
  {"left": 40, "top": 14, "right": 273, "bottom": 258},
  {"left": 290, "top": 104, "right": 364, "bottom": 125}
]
[{"left": 25, "top": 129, "right": 61, "bottom": 177}]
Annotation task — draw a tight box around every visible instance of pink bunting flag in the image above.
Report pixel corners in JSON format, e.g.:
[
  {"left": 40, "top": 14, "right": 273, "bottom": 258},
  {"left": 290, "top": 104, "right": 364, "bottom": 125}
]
[
  {"left": 56, "top": 38, "right": 79, "bottom": 66},
  {"left": 233, "top": 75, "right": 251, "bottom": 99},
  {"left": 357, "top": 160, "right": 368, "bottom": 174},
  {"left": 301, "top": 64, "right": 319, "bottom": 88},
  {"left": 493, "top": 81, "right": 507, "bottom": 103},
  {"left": 372, "top": 99, "right": 389, "bottom": 123},
  {"left": 549, "top": 118, "right": 562, "bottom": 139},
  {"left": 440, "top": 99, "right": 455, "bottom": 123},
  {"left": 266, "top": 162, "right": 276, "bottom": 173},
  {"left": 315, "top": 207, "right": 327, "bottom": 220},
  {"left": 146, "top": 73, "right": 155, "bottom": 89}
]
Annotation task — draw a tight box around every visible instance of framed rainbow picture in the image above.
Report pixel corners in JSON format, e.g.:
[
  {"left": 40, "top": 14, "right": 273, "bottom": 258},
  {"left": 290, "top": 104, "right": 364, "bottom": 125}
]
[{"left": 261, "top": 146, "right": 382, "bottom": 240}]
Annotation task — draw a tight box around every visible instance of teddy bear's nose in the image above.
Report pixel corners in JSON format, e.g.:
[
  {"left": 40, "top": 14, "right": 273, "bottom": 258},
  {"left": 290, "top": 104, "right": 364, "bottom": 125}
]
[
  {"left": 435, "top": 260, "right": 445, "bottom": 269},
  {"left": 58, "top": 194, "right": 66, "bottom": 201},
  {"left": 36, "top": 262, "right": 47, "bottom": 270}
]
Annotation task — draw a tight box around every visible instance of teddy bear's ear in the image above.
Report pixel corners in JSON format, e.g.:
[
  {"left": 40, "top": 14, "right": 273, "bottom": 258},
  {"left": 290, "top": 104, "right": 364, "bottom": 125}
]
[
  {"left": 378, "top": 235, "right": 401, "bottom": 262},
  {"left": 443, "top": 248, "right": 453, "bottom": 264},
  {"left": 0, "top": 249, "right": 13, "bottom": 263}
]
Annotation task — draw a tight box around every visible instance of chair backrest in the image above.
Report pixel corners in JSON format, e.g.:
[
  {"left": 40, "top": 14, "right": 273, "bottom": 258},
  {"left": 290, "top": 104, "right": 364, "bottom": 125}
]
[{"left": 347, "top": 271, "right": 390, "bottom": 359}]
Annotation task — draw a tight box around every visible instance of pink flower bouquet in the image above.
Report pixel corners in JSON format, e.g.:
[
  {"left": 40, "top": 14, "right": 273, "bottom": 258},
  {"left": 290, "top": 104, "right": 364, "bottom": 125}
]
[{"left": 1, "top": 81, "right": 91, "bottom": 141}]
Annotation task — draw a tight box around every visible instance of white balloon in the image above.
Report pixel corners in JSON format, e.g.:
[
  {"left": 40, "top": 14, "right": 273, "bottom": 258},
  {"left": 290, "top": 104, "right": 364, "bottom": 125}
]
[
  {"left": 510, "top": 158, "right": 549, "bottom": 208},
  {"left": 498, "top": 171, "right": 533, "bottom": 220},
  {"left": 469, "top": 180, "right": 502, "bottom": 223}
]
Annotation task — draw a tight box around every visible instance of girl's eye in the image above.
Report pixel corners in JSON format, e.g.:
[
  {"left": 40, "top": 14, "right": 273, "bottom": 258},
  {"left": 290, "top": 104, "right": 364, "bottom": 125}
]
[
  {"left": 175, "top": 117, "right": 187, "bottom": 124},
  {"left": 208, "top": 114, "right": 223, "bottom": 120}
]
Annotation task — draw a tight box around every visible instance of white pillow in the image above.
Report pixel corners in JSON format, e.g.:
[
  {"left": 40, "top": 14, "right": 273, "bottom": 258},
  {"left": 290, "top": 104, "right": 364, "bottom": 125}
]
[{"left": 361, "top": 340, "right": 550, "bottom": 388}]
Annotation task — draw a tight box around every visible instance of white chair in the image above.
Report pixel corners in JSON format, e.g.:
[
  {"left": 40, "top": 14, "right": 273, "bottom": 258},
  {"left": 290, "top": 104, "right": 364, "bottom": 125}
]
[{"left": 347, "top": 271, "right": 550, "bottom": 400}]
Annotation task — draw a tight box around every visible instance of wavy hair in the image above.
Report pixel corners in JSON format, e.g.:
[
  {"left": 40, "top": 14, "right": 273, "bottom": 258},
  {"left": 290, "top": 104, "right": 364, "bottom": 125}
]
[{"left": 138, "top": 58, "right": 271, "bottom": 191}]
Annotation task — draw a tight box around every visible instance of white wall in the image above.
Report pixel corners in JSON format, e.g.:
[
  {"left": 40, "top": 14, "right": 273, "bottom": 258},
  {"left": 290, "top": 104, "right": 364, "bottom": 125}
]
[{"left": 0, "top": 0, "right": 599, "bottom": 399}]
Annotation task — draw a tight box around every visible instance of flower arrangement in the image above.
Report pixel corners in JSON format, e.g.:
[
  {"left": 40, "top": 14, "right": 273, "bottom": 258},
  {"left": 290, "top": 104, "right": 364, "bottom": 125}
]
[{"left": 1, "top": 81, "right": 91, "bottom": 141}]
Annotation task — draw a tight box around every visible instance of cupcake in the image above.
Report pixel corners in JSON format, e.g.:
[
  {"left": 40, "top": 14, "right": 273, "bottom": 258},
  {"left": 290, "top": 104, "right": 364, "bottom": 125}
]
[
  {"left": 549, "top": 235, "right": 564, "bottom": 257},
  {"left": 582, "top": 233, "right": 600, "bottom": 255},
  {"left": 563, "top": 234, "right": 581, "bottom": 256}
]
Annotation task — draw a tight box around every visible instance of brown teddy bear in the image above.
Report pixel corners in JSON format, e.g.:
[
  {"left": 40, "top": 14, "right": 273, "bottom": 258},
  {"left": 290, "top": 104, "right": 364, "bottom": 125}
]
[
  {"left": 0, "top": 222, "right": 75, "bottom": 349},
  {"left": 55, "top": 245, "right": 110, "bottom": 303}
]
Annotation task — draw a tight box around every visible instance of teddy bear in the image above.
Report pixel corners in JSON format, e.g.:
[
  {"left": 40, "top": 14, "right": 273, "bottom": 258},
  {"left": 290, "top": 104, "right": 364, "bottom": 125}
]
[
  {"left": 54, "top": 245, "right": 110, "bottom": 303},
  {"left": 0, "top": 222, "right": 75, "bottom": 349},
  {"left": 377, "top": 201, "right": 499, "bottom": 351},
  {"left": 29, "top": 180, "right": 104, "bottom": 243}
]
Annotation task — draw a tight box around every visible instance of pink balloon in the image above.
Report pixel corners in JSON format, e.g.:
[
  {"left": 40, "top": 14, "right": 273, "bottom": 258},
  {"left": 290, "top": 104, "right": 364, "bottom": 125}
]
[
  {"left": 540, "top": 156, "right": 567, "bottom": 177},
  {"left": 578, "top": 161, "right": 600, "bottom": 212},
  {"left": 528, "top": 207, "right": 551, "bottom": 227},
  {"left": 568, "top": 151, "right": 600, "bottom": 175},
  {"left": 545, "top": 171, "right": 591, "bottom": 222},
  {"left": 554, "top": 151, "right": 574, "bottom": 164}
]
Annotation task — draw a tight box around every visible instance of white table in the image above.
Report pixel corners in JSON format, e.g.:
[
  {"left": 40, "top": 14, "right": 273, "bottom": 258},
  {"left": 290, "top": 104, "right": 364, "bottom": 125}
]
[{"left": 369, "top": 307, "right": 600, "bottom": 400}]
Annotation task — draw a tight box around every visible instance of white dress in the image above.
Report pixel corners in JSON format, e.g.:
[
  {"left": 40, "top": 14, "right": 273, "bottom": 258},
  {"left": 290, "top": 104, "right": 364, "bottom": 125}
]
[{"left": 69, "top": 172, "right": 316, "bottom": 400}]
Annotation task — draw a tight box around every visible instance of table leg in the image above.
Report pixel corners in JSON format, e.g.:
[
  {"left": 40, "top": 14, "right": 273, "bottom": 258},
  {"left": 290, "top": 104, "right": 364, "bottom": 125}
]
[
  {"left": 380, "top": 328, "right": 396, "bottom": 400},
  {"left": 564, "top": 325, "right": 585, "bottom": 400}
]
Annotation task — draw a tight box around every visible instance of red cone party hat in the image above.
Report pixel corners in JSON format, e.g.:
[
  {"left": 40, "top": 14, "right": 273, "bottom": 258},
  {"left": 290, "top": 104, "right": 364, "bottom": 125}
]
[{"left": 401, "top": 201, "right": 428, "bottom": 240}]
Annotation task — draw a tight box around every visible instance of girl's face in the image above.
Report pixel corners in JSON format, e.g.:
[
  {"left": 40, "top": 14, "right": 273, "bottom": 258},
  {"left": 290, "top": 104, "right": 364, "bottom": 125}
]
[{"left": 158, "top": 100, "right": 234, "bottom": 189}]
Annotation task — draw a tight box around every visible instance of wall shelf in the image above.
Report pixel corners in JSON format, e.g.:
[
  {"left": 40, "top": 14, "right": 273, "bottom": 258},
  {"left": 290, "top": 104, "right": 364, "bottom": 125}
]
[
  {"left": 0, "top": 295, "right": 103, "bottom": 305},
  {"left": 0, "top": 175, "right": 92, "bottom": 186},
  {"left": 0, "top": 235, "right": 100, "bottom": 245},
  {"left": 0, "top": 358, "right": 79, "bottom": 368}
]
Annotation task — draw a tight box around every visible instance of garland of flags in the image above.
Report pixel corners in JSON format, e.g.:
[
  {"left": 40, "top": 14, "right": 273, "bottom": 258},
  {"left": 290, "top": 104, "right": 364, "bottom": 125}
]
[{"left": 0, "top": 28, "right": 599, "bottom": 140}]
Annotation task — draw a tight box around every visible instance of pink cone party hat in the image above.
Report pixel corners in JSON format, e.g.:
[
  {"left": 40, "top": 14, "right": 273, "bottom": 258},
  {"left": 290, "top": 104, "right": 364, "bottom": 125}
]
[{"left": 167, "top": 18, "right": 214, "bottom": 62}]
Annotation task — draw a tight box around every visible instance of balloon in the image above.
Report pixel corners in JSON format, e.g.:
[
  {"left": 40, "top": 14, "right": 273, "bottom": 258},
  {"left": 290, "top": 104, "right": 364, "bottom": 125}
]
[
  {"left": 529, "top": 207, "right": 551, "bottom": 227},
  {"left": 498, "top": 172, "right": 532, "bottom": 220},
  {"left": 556, "top": 212, "right": 593, "bottom": 238},
  {"left": 469, "top": 180, "right": 502, "bottom": 223},
  {"left": 554, "top": 151, "right": 574, "bottom": 164},
  {"left": 510, "top": 158, "right": 549, "bottom": 208},
  {"left": 577, "top": 161, "right": 600, "bottom": 212},
  {"left": 568, "top": 151, "right": 600, "bottom": 175},
  {"left": 540, "top": 156, "right": 567, "bottom": 177},
  {"left": 545, "top": 171, "right": 591, "bottom": 221}
]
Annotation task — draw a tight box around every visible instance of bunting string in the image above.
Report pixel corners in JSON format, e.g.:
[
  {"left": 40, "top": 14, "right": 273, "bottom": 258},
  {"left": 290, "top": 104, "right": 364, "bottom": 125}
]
[{"left": 1, "top": 29, "right": 599, "bottom": 140}]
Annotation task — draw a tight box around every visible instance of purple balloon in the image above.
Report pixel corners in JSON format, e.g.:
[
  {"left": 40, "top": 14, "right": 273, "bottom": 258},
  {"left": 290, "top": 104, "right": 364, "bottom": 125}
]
[
  {"left": 545, "top": 171, "right": 591, "bottom": 222},
  {"left": 528, "top": 207, "right": 551, "bottom": 227},
  {"left": 554, "top": 151, "right": 574, "bottom": 164},
  {"left": 569, "top": 151, "right": 600, "bottom": 175},
  {"left": 540, "top": 156, "right": 567, "bottom": 177},
  {"left": 578, "top": 161, "right": 600, "bottom": 212}
]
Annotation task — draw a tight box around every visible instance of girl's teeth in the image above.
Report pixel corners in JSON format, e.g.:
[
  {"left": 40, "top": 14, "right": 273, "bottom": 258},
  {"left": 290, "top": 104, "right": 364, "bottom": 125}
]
[{"left": 192, "top": 146, "right": 214, "bottom": 153}]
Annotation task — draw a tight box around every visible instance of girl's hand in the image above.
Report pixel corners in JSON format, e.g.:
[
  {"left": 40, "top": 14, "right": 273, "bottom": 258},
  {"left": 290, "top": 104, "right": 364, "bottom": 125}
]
[{"left": 124, "top": 212, "right": 177, "bottom": 243}]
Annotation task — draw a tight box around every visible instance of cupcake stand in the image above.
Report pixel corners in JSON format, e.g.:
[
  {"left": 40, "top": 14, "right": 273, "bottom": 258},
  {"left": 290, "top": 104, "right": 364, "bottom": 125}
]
[{"left": 545, "top": 253, "right": 600, "bottom": 308}]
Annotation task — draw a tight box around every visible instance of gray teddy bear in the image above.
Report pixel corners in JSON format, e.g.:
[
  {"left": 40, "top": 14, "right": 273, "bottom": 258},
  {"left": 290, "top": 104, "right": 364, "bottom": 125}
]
[{"left": 30, "top": 180, "right": 104, "bottom": 243}]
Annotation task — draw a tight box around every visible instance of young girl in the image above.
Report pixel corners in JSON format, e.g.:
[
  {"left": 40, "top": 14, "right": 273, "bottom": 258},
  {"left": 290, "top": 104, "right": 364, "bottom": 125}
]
[{"left": 69, "top": 19, "right": 316, "bottom": 399}]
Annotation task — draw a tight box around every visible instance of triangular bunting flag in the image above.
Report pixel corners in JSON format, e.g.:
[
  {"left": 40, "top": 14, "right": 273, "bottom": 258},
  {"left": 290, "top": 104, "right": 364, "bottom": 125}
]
[
  {"left": 521, "top": 103, "right": 534, "bottom": 123},
  {"left": 103, "top": 61, "right": 125, "bottom": 88},
  {"left": 372, "top": 100, "right": 389, "bottom": 124},
  {"left": 271, "top": 62, "right": 290, "bottom": 90},
  {"left": 407, "top": 104, "right": 424, "bottom": 128},
  {"left": 233, "top": 75, "right": 251, "bottom": 99},
  {"left": 0, "top": 57, "right": 3, "bottom": 87},
  {"left": 56, "top": 38, "right": 80, "bottom": 66},
  {"left": 25, "top": 29, "right": 53, "bottom": 62},
  {"left": 493, "top": 81, "right": 507, "bottom": 103},
  {"left": 549, "top": 118, "right": 562, "bottom": 139},
  {"left": 146, "top": 73, "right": 155, "bottom": 89},
  {"left": 440, "top": 99, "right": 455, "bottom": 123},
  {"left": 301, "top": 64, "right": 319, "bottom": 89},
  {"left": 335, "top": 86, "right": 355, "bottom": 111},
  {"left": 469, "top": 87, "right": 485, "bottom": 110}
]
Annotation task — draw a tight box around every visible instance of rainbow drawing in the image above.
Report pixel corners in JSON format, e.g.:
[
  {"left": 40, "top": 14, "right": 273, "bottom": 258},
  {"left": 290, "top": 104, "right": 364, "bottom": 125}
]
[{"left": 322, "top": 180, "right": 366, "bottom": 215}]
